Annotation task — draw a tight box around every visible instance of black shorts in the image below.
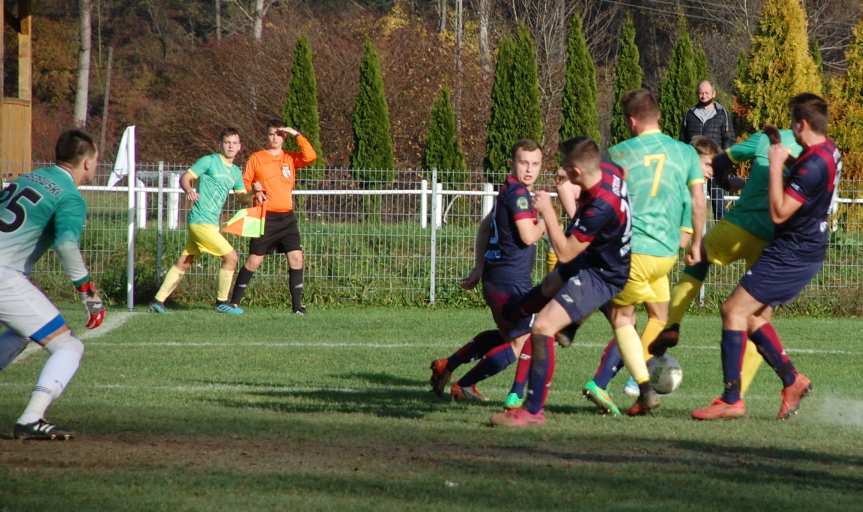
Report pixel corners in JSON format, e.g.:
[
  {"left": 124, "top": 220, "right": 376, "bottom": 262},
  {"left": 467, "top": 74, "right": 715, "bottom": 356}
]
[{"left": 248, "top": 211, "right": 302, "bottom": 255}]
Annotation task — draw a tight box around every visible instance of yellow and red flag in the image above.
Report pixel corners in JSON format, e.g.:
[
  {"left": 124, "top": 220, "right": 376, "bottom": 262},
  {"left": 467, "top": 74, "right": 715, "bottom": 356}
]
[{"left": 222, "top": 205, "right": 266, "bottom": 238}]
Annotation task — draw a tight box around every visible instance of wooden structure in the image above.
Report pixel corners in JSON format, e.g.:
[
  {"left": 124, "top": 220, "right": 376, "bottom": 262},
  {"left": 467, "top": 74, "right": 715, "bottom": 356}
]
[{"left": 1, "top": 0, "right": 33, "bottom": 176}]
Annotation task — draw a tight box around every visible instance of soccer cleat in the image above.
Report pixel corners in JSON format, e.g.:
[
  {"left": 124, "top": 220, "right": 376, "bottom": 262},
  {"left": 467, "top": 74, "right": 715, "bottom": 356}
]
[
  {"left": 293, "top": 306, "right": 306, "bottom": 316},
  {"left": 149, "top": 301, "right": 167, "bottom": 314},
  {"left": 451, "top": 383, "right": 487, "bottom": 402},
  {"left": 582, "top": 380, "right": 622, "bottom": 416},
  {"left": 13, "top": 419, "right": 74, "bottom": 441},
  {"left": 503, "top": 392, "right": 525, "bottom": 410},
  {"left": 649, "top": 323, "right": 680, "bottom": 357},
  {"left": 778, "top": 373, "right": 812, "bottom": 420},
  {"left": 555, "top": 322, "right": 580, "bottom": 348},
  {"left": 625, "top": 387, "right": 661, "bottom": 416},
  {"left": 215, "top": 303, "right": 244, "bottom": 315},
  {"left": 692, "top": 397, "right": 746, "bottom": 421},
  {"left": 490, "top": 407, "right": 546, "bottom": 427},
  {"left": 429, "top": 358, "right": 451, "bottom": 398},
  {"left": 623, "top": 375, "right": 640, "bottom": 398}
]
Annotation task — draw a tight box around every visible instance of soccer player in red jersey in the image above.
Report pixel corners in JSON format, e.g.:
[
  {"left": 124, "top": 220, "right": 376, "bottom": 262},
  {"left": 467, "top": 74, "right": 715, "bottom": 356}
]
[{"left": 693, "top": 93, "right": 841, "bottom": 420}]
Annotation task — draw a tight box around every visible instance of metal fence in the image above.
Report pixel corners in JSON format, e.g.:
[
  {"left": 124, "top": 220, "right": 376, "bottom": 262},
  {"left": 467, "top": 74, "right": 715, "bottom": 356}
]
[{"left": 4, "top": 161, "right": 863, "bottom": 313}]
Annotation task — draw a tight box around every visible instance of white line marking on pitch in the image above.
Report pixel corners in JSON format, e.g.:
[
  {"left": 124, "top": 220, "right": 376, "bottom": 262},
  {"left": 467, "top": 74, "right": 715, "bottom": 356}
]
[
  {"left": 81, "top": 340, "right": 863, "bottom": 356},
  {"left": 0, "top": 380, "right": 800, "bottom": 401},
  {"left": 11, "top": 312, "right": 136, "bottom": 365}
]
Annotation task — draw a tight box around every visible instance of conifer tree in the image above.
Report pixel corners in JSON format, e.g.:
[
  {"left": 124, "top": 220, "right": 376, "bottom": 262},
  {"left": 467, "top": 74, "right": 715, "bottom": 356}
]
[
  {"left": 693, "top": 38, "right": 709, "bottom": 86},
  {"left": 283, "top": 35, "right": 324, "bottom": 183},
  {"left": 830, "top": 18, "right": 863, "bottom": 179},
  {"left": 734, "top": 0, "right": 821, "bottom": 132},
  {"left": 559, "top": 11, "right": 600, "bottom": 144},
  {"left": 351, "top": 39, "right": 395, "bottom": 222},
  {"left": 423, "top": 86, "right": 467, "bottom": 186},
  {"left": 659, "top": 16, "right": 697, "bottom": 137},
  {"left": 483, "top": 27, "right": 543, "bottom": 183},
  {"left": 351, "top": 38, "right": 396, "bottom": 184},
  {"left": 610, "top": 15, "right": 643, "bottom": 145}
]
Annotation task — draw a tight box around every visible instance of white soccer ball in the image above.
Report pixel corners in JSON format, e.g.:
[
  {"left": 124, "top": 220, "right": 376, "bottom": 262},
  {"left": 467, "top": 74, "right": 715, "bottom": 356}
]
[{"left": 647, "top": 355, "right": 683, "bottom": 395}]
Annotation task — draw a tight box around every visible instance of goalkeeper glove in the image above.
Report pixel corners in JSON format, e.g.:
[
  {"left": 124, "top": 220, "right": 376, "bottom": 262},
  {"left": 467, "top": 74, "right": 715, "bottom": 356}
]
[{"left": 77, "top": 281, "right": 106, "bottom": 329}]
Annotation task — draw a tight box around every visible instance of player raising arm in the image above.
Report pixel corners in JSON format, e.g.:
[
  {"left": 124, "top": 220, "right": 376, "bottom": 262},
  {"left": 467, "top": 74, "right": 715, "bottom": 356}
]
[
  {"left": 491, "top": 137, "right": 632, "bottom": 427},
  {"left": 693, "top": 93, "right": 841, "bottom": 420},
  {"left": 229, "top": 120, "right": 317, "bottom": 315},
  {"left": 0, "top": 129, "right": 105, "bottom": 440}
]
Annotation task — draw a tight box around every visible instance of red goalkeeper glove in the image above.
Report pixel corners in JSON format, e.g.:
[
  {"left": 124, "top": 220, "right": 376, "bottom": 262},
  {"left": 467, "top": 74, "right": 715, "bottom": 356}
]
[{"left": 77, "top": 281, "right": 106, "bottom": 329}]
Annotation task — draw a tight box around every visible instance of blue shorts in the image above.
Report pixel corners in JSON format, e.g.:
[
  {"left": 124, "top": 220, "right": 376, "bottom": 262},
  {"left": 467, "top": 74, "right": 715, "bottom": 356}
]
[
  {"left": 553, "top": 268, "right": 621, "bottom": 324},
  {"left": 739, "top": 245, "right": 824, "bottom": 308},
  {"left": 482, "top": 280, "right": 534, "bottom": 340}
]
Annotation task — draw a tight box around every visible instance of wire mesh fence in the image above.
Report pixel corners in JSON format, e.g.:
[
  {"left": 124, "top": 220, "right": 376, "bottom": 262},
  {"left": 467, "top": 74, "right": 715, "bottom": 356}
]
[{"left": 3, "top": 161, "right": 862, "bottom": 313}]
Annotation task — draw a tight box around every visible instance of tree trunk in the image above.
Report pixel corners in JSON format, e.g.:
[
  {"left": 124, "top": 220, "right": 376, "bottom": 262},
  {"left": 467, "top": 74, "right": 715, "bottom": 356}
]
[
  {"left": 215, "top": 0, "right": 221, "bottom": 41},
  {"left": 478, "top": 0, "right": 491, "bottom": 73},
  {"left": 438, "top": 0, "right": 447, "bottom": 32},
  {"left": 253, "top": 0, "right": 264, "bottom": 42},
  {"left": 455, "top": 0, "right": 463, "bottom": 130},
  {"left": 99, "top": 46, "right": 113, "bottom": 154},
  {"left": 74, "top": 0, "right": 92, "bottom": 129}
]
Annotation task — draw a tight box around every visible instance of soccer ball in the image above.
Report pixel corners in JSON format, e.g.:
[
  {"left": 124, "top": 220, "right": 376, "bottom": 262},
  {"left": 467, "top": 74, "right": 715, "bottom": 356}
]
[{"left": 647, "top": 355, "right": 683, "bottom": 395}]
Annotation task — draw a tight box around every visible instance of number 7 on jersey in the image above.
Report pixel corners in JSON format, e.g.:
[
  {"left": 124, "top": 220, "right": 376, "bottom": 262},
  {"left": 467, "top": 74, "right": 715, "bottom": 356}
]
[{"left": 644, "top": 154, "right": 667, "bottom": 198}]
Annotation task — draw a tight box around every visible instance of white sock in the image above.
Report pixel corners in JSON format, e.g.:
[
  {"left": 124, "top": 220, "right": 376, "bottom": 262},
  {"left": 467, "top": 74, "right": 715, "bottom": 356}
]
[
  {"left": 18, "top": 390, "right": 53, "bottom": 425},
  {"left": 17, "top": 333, "right": 83, "bottom": 424}
]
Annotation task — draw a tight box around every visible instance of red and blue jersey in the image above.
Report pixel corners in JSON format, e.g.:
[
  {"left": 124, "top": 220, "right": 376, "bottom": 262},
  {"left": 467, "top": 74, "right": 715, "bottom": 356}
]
[
  {"left": 561, "top": 161, "right": 632, "bottom": 288},
  {"left": 775, "top": 139, "right": 842, "bottom": 261},
  {"left": 483, "top": 174, "right": 538, "bottom": 286}
]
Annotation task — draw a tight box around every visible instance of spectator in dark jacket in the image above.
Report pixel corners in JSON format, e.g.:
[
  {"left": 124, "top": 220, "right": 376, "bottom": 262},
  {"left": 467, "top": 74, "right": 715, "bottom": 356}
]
[{"left": 680, "top": 80, "right": 735, "bottom": 220}]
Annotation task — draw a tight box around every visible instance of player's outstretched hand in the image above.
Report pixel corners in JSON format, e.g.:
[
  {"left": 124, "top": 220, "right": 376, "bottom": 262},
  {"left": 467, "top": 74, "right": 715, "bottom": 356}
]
[
  {"left": 77, "top": 282, "right": 106, "bottom": 329},
  {"left": 460, "top": 267, "right": 482, "bottom": 290}
]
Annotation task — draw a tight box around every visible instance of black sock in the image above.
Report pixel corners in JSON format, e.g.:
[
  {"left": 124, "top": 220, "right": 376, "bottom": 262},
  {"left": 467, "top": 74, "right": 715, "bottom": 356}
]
[
  {"left": 289, "top": 268, "right": 304, "bottom": 310},
  {"left": 230, "top": 267, "right": 255, "bottom": 305}
]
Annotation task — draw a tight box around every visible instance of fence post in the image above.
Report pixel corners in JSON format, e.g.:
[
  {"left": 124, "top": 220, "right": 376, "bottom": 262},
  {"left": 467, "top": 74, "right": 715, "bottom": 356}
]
[
  {"left": 429, "top": 168, "right": 438, "bottom": 304},
  {"left": 482, "top": 182, "right": 494, "bottom": 217},
  {"left": 137, "top": 181, "right": 147, "bottom": 229},
  {"left": 434, "top": 182, "right": 443, "bottom": 229},
  {"left": 420, "top": 179, "right": 428, "bottom": 229},
  {"left": 168, "top": 173, "right": 180, "bottom": 230},
  {"left": 156, "top": 161, "right": 164, "bottom": 287},
  {"left": 127, "top": 155, "right": 137, "bottom": 311}
]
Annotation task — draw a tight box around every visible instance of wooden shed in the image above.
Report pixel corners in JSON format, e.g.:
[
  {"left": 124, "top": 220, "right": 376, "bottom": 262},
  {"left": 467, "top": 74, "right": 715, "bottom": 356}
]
[{"left": 1, "top": 0, "right": 32, "bottom": 178}]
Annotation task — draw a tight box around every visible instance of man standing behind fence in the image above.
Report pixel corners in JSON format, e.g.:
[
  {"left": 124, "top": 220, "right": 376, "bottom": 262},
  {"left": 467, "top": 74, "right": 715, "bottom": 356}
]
[
  {"left": 681, "top": 80, "right": 735, "bottom": 220},
  {"left": 228, "top": 120, "right": 317, "bottom": 315},
  {"left": 150, "top": 128, "right": 248, "bottom": 315}
]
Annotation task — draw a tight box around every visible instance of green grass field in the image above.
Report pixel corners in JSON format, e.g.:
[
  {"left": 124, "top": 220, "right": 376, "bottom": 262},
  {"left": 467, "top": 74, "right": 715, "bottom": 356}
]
[{"left": 1, "top": 306, "right": 862, "bottom": 511}]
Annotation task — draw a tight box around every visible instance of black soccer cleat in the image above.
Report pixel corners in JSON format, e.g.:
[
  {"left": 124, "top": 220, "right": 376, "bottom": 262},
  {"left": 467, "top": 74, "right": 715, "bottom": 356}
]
[
  {"left": 292, "top": 306, "right": 306, "bottom": 316},
  {"left": 14, "top": 419, "right": 75, "bottom": 441},
  {"left": 649, "top": 323, "right": 680, "bottom": 357}
]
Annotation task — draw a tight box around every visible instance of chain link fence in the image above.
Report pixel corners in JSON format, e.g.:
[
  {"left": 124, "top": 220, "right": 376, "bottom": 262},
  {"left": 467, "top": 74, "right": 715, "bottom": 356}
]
[{"left": 3, "top": 161, "right": 862, "bottom": 313}]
